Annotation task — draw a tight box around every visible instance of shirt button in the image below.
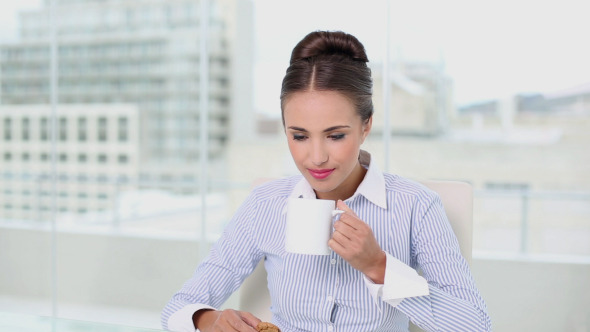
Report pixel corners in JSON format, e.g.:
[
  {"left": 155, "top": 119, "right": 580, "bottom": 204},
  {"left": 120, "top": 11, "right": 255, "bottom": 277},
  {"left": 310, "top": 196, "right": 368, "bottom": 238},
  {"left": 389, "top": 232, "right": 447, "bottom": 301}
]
[
  {"left": 331, "top": 259, "right": 337, "bottom": 265},
  {"left": 327, "top": 295, "right": 333, "bottom": 302},
  {"left": 328, "top": 325, "right": 334, "bottom": 332}
]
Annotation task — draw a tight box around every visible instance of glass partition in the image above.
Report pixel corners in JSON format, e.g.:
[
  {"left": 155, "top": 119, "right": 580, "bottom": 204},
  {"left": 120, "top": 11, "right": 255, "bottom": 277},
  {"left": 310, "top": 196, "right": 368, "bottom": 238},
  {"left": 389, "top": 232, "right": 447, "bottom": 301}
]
[{"left": 0, "top": 0, "right": 588, "bottom": 329}]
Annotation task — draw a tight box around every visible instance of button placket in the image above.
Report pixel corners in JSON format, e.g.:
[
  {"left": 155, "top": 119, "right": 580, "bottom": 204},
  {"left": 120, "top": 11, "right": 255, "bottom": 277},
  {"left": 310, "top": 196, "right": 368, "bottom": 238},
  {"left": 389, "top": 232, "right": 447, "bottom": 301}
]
[
  {"left": 327, "top": 252, "right": 338, "bottom": 303},
  {"left": 327, "top": 251, "right": 341, "bottom": 327},
  {"left": 322, "top": 252, "right": 337, "bottom": 325}
]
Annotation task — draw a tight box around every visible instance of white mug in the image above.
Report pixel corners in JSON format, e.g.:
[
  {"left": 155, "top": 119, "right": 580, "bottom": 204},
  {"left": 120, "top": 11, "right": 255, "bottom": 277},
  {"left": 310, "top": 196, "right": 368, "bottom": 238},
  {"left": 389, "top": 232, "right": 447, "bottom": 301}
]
[{"left": 284, "top": 198, "right": 344, "bottom": 255}]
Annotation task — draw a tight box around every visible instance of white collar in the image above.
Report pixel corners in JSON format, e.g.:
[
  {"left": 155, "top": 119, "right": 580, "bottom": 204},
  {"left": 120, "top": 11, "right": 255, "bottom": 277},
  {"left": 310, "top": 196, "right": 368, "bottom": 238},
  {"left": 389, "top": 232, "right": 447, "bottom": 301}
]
[{"left": 289, "top": 150, "right": 387, "bottom": 209}]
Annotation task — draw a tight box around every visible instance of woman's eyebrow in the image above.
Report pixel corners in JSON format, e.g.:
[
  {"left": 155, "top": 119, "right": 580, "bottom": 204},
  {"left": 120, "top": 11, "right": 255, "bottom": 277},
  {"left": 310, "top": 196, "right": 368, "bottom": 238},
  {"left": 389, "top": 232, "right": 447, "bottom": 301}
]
[
  {"left": 287, "top": 126, "right": 308, "bottom": 132},
  {"left": 323, "top": 125, "right": 351, "bottom": 132},
  {"left": 287, "top": 125, "right": 351, "bottom": 133}
]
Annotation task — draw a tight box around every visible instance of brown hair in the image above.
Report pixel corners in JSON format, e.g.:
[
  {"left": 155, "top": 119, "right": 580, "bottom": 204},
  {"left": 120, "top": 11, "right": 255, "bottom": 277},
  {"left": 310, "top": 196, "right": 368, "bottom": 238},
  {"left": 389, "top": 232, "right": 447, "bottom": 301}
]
[{"left": 280, "top": 31, "right": 373, "bottom": 124}]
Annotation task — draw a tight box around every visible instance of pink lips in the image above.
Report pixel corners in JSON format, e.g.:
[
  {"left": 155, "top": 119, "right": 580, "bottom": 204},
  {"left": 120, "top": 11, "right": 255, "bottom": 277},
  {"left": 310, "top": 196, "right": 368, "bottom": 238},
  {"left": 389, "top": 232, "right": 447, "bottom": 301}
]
[{"left": 308, "top": 168, "right": 335, "bottom": 180}]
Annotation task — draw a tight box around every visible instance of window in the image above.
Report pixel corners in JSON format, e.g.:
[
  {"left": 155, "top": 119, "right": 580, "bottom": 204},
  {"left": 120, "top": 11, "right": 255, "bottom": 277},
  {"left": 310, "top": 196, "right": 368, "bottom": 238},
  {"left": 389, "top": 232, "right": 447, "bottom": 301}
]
[
  {"left": 98, "top": 117, "right": 107, "bottom": 141},
  {"left": 3, "top": 152, "right": 11, "bottom": 161},
  {"left": 78, "top": 117, "right": 87, "bottom": 141},
  {"left": 485, "top": 182, "right": 530, "bottom": 192},
  {"left": 40, "top": 117, "right": 49, "bottom": 141},
  {"left": 118, "top": 117, "right": 128, "bottom": 141},
  {"left": 22, "top": 118, "right": 30, "bottom": 140},
  {"left": 22, "top": 153, "right": 30, "bottom": 161},
  {"left": 2, "top": 3, "right": 588, "bottom": 330},
  {"left": 3, "top": 118, "right": 11, "bottom": 140},
  {"left": 59, "top": 117, "right": 67, "bottom": 141}
]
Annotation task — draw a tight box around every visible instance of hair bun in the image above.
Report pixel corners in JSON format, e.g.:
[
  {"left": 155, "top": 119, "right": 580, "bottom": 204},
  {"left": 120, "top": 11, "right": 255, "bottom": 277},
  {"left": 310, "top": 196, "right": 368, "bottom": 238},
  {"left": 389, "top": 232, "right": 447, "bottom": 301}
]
[{"left": 290, "top": 31, "right": 369, "bottom": 64}]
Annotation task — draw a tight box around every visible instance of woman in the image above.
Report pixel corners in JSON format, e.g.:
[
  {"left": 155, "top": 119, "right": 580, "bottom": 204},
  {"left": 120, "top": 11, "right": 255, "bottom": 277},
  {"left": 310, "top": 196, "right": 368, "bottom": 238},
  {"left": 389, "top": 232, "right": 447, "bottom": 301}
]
[{"left": 162, "top": 31, "right": 491, "bottom": 332}]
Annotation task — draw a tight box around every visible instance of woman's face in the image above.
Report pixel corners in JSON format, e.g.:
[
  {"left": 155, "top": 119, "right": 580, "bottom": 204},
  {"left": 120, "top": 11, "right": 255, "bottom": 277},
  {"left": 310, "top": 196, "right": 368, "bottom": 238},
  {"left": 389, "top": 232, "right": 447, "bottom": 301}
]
[{"left": 283, "top": 90, "right": 372, "bottom": 200}]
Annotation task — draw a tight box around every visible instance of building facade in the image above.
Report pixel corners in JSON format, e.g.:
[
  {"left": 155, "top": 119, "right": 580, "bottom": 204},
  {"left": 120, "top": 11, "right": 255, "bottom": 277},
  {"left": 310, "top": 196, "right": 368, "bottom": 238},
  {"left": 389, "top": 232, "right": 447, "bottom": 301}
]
[
  {"left": 371, "top": 61, "right": 454, "bottom": 137},
  {"left": 0, "top": 0, "right": 253, "bottom": 184},
  {"left": 0, "top": 104, "right": 140, "bottom": 221}
]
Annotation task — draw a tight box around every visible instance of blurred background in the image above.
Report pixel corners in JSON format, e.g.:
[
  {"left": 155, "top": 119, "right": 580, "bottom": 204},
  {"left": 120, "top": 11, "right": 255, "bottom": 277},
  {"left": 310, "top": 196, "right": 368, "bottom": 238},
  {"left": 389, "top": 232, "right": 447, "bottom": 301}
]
[{"left": 0, "top": 0, "right": 588, "bottom": 331}]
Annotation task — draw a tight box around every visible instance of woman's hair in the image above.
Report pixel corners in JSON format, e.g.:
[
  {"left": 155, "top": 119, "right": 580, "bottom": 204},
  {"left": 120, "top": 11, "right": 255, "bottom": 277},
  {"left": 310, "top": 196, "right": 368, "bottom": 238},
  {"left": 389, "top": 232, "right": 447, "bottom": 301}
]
[{"left": 280, "top": 31, "right": 373, "bottom": 124}]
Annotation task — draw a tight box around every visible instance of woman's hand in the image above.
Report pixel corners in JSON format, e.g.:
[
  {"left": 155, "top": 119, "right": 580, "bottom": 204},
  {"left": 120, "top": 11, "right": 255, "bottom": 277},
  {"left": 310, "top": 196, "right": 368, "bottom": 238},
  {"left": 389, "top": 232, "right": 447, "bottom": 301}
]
[
  {"left": 193, "top": 309, "right": 260, "bottom": 332},
  {"left": 328, "top": 200, "right": 386, "bottom": 284}
]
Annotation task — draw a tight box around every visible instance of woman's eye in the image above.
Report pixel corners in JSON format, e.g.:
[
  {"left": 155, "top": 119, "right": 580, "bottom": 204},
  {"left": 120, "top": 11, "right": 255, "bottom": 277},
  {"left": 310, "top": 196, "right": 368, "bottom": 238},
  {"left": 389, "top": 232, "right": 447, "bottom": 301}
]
[
  {"left": 329, "top": 133, "right": 345, "bottom": 140},
  {"left": 293, "top": 134, "right": 307, "bottom": 141}
]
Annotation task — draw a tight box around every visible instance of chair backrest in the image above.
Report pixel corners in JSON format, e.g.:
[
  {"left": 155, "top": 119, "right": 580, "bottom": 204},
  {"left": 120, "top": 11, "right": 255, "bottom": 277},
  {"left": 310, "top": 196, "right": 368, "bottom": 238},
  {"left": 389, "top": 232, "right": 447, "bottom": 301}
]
[
  {"left": 421, "top": 180, "right": 473, "bottom": 265},
  {"left": 238, "top": 180, "right": 473, "bottom": 324}
]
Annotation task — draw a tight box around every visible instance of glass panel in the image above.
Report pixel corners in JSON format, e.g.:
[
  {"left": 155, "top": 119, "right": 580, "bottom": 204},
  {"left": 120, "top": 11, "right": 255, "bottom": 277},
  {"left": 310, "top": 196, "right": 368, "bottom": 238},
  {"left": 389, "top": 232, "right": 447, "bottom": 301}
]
[
  {"left": 0, "top": 0, "right": 53, "bottom": 320},
  {"left": 377, "top": 1, "right": 590, "bottom": 258},
  {"left": 1, "top": 0, "right": 588, "bottom": 330}
]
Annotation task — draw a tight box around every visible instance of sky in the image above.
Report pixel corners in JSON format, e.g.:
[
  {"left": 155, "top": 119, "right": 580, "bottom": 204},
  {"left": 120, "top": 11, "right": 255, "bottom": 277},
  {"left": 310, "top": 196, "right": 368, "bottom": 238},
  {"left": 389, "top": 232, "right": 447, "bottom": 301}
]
[
  {"left": 1, "top": 0, "right": 589, "bottom": 115},
  {"left": 252, "top": 0, "right": 590, "bottom": 114}
]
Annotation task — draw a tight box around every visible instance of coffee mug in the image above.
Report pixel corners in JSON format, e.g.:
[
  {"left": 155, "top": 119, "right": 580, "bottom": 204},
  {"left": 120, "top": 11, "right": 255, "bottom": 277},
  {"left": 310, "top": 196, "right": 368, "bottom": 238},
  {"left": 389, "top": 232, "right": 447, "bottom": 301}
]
[{"left": 284, "top": 198, "right": 344, "bottom": 255}]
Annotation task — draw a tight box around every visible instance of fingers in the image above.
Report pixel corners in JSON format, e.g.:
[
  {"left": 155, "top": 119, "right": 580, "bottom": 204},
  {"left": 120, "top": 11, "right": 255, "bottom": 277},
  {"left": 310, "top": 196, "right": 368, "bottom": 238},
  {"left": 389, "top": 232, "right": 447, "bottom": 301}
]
[
  {"left": 336, "top": 200, "right": 363, "bottom": 230},
  {"left": 336, "top": 200, "right": 358, "bottom": 218},
  {"left": 330, "top": 218, "right": 356, "bottom": 254},
  {"left": 333, "top": 218, "right": 355, "bottom": 237},
  {"left": 239, "top": 311, "right": 261, "bottom": 330},
  {"left": 332, "top": 200, "right": 366, "bottom": 248},
  {"left": 215, "top": 310, "right": 258, "bottom": 331},
  {"left": 328, "top": 237, "right": 345, "bottom": 253}
]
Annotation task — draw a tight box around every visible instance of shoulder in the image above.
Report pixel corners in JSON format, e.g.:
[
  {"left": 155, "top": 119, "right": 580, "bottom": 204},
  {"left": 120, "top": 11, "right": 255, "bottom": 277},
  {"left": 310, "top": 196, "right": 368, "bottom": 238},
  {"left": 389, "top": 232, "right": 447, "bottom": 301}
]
[
  {"left": 250, "top": 175, "right": 302, "bottom": 202},
  {"left": 383, "top": 173, "right": 438, "bottom": 205}
]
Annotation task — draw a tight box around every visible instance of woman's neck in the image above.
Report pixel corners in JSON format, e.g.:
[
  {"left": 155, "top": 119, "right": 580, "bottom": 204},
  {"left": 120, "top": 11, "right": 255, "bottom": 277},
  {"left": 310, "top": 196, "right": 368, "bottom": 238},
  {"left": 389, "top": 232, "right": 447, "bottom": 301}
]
[{"left": 315, "top": 162, "right": 367, "bottom": 201}]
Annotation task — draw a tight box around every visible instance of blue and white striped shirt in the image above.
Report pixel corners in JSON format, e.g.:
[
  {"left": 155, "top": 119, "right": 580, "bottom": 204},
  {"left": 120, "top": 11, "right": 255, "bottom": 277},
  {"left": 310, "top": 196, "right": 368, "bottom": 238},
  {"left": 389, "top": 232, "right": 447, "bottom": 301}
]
[{"left": 162, "top": 152, "right": 491, "bottom": 331}]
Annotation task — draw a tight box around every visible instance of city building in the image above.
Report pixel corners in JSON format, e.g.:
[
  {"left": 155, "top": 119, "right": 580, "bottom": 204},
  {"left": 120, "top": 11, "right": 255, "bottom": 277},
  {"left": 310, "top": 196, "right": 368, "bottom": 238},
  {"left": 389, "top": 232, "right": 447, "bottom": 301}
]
[
  {"left": 460, "top": 82, "right": 590, "bottom": 117},
  {"left": 371, "top": 61, "right": 454, "bottom": 137},
  {"left": 0, "top": 104, "right": 140, "bottom": 221},
  {"left": 0, "top": 0, "right": 254, "bottom": 185}
]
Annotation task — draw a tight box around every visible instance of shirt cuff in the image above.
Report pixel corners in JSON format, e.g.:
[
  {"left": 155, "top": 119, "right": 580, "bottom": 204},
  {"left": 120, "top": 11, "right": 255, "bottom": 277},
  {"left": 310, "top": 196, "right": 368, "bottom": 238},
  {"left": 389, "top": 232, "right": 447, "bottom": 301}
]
[
  {"left": 167, "top": 303, "right": 215, "bottom": 332},
  {"left": 363, "top": 252, "right": 429, "bottom": 305}
]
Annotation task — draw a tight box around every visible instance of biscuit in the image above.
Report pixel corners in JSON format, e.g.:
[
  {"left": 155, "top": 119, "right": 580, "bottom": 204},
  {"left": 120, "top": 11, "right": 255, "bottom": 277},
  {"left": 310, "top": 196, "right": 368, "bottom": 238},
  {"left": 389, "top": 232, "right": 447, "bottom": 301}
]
[{"left": 256, "top": 321, "right": 281, "bottom": 332}]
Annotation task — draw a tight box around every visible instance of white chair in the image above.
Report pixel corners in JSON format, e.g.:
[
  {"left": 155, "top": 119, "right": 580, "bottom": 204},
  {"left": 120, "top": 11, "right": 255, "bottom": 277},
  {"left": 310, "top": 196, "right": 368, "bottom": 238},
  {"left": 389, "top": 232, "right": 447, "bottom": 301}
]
[{"left": 238, "top": 180, "right": 474, "bottom": 330}]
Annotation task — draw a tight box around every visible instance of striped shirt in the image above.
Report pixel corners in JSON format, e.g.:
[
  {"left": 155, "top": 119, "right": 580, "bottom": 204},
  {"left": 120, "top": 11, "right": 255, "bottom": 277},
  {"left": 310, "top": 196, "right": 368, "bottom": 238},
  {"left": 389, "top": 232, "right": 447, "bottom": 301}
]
[{"left": 162, "top": 151, "right": 491, "bottom": 332}]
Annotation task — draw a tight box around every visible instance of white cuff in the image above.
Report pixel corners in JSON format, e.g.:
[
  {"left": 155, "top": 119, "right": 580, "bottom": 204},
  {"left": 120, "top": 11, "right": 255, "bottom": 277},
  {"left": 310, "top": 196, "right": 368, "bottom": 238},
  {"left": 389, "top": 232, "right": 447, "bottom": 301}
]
[
  {"left": 363, "top": 252, "right": 429, "bottom": 306},
  {"left": 167, "top": 303, "right": 215, "bottom": 332}
]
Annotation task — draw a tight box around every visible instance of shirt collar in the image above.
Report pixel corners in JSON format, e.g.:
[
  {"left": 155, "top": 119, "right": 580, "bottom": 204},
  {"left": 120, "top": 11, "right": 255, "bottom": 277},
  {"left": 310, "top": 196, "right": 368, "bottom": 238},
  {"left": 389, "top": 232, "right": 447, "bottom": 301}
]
[{"left": 289, "top": 150, "right": 388, "bottom": 209}]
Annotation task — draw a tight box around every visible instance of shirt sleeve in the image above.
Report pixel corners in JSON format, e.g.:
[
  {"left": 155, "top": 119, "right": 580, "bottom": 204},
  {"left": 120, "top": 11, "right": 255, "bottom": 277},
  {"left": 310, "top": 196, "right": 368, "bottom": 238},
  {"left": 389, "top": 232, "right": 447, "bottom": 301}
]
[
  {"left": 166, "top": 304, "right": 214, "bottom": 332},
  {"left": 393, "top": 191, "right": 492, "bottom": 332},
  {"left": 362, "top": 252, "right": 429, "bottom": 306},
  {"left": 161, "top": 191, "right": 264, "bottom": 331}
]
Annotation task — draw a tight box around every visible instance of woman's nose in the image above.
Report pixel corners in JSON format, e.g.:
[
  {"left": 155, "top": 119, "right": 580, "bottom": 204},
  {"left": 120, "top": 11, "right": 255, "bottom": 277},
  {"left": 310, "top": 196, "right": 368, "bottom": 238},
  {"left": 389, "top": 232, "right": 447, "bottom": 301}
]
[{"left": 311, "top": 142, "right": 328, "bottom": 166}]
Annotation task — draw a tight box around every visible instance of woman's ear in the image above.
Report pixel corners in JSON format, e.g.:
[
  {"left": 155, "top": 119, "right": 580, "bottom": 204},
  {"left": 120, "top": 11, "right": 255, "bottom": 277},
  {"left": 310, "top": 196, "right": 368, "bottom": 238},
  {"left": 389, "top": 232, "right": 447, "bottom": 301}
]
[{"left": 361, "top": 116, "right": 373, "bottom": 142}]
